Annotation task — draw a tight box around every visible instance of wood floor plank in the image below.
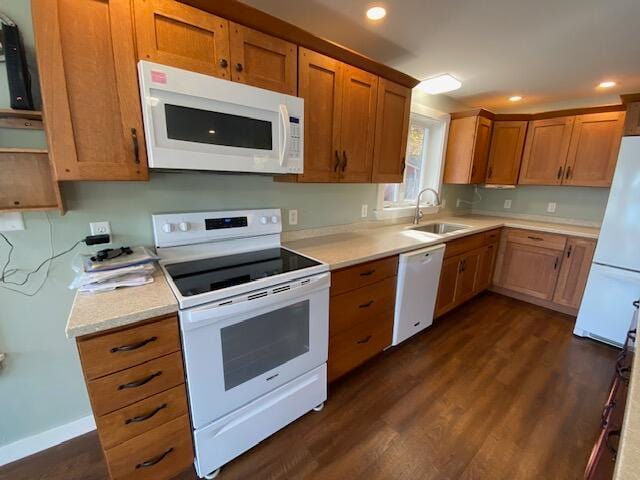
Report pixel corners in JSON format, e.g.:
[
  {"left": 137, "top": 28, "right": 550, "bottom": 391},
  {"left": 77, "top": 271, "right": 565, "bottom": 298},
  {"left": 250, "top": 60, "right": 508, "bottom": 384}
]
[{"left": 0, "top": 293, "right": 618, "bottom": 480}]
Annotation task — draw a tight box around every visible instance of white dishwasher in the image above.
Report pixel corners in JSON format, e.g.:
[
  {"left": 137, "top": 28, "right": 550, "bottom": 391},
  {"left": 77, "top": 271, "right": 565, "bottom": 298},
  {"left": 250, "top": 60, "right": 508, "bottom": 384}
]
[{"left": 392, "top": 243, "right": 445, "bottom": 346}]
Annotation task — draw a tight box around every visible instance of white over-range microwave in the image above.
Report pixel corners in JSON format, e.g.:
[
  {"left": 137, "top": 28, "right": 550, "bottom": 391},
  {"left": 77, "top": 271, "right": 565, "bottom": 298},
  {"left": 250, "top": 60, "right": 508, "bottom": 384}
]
[{"left": 138, "top": 61, "right": 304, "bottom": 174}]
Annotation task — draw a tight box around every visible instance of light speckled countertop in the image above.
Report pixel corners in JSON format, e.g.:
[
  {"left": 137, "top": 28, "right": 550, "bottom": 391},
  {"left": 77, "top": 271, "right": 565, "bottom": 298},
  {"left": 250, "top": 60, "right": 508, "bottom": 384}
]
[
  {"left": 614, "top": 339, "right": 639, "bottom": 479},
  {"left": 284, "top": 214, "right": 600, "bottom": 270},
  {"left": 66, "top": 269, "right": 178, "bottom": 339}
]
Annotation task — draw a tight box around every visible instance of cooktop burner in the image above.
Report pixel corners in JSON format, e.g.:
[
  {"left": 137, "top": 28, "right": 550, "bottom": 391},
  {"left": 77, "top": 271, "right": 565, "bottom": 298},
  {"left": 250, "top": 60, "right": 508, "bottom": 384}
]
[{"left": 164, "top": 248, "right": 321, "bottom": 297}]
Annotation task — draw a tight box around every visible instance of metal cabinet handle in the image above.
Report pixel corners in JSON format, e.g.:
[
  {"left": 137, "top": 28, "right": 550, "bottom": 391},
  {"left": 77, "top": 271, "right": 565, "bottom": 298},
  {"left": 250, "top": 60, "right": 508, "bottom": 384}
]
[
  {"left": 136, "top": 448, "right": 173, "bottom": 469},
  {"left": 110, "top": 336, "right": 157, "bottom": 353},
  {"left": 528, "top": 236, "right": 544, "bottom": 241},
  {"left": 566, "top": 245, "right": 573, "bottom": 258},
  {"left": 125, "top": 403, "right": 167, "bottom": 425},
  {"left": 334, "top": 151, "right": 341, "bottom": 172},
  {"left": 487, "top": 165, "right": 493, "bottom": 178},
  {"left": 401, "top": 157, "right": 406, "bottom": 175},
  {"left": 554, "top": 257, "right": 559, "bottom": 270},
  {"left": 235, "top": 63, "right": 243, "bottom": 72},
  {"left": 360, "top": 269, "right": 375, "bottom": 277},
  {"left": 633, "top": 300, "right": 639, "bottom": 309},
  {"left": 219, "top": 58, "right": 228, "bottom": 68},
  {"left": 131, "top": 128, "right": 140, "bottom": 165},
  {"left": 565, "top": 166, "right": 572, "bottom": 179},
  {"left": 358, "top": 300, "right": 374, "bottom": 309},
  {"left": 557, "top": 166, "right": 563, "bottom": 179},
  {"left": 356, "top": 335, "right": 372, "bottom": 344},
  {"left": 118, "top": 371, "right": 162, "bottom": 390},
  {"left": 342, "top": 150, "right": 348, "bottom": 172}
]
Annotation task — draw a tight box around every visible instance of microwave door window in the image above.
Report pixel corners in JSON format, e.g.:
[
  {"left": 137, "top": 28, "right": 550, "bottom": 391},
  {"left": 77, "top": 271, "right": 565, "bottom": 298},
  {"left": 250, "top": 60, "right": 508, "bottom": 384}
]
[{"left": 165, "top": 104, "right": 273, "bottom": 150}]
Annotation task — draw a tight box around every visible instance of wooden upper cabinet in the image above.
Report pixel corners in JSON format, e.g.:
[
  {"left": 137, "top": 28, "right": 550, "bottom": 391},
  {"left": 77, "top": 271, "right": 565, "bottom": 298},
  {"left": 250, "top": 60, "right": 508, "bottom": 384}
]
[
  {"left": 338, "top": 65, "right": 378, "bottom": 183},
  {"left": 297, "top": 48, "right": 342, "bottom": 182},
  {"left": 371, "top": 79, "right": 412, "bottom": 183},
  {"left": 134, "top": 0, "right": 230, "bottom": 79},
  {"left": 518, "top": 116, "right": 574, "bottom": 185},
  {"left": 486, "top": 121, "right": 527, "bottom": 185},
  {"left": 444, "top": 115, "right": 493, "bottom": 184},
  {"left": 553, "top": 238, "right": 596, "bottom": 309},
  {"left": 563, "top": 112, "right": 625, "bottom": 187},
  {"left": 33, "top": 0, "right": 148, "bottom": 181},
  {"left": 229, "top": 23, "right": 297, "bottom": 95}
]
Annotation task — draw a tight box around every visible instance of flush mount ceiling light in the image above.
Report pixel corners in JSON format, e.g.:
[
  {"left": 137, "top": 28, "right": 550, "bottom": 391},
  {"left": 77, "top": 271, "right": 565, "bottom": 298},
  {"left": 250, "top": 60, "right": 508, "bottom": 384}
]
[
  {"left": 509, "top": 95, "right": 523, "bottom": 102},
  {"left": 598, "top": 80, "right": 617, "bottom": 89},
  {"left": 366, "top": 6, "right": 386, "bottom": 20},
  {"left": 417, "top": 74, "right": 462, "bottom": 94}
]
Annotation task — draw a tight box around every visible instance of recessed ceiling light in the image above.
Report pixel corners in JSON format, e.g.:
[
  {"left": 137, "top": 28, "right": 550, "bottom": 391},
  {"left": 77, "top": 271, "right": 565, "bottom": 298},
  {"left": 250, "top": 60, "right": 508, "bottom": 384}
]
[
  {"left": 366, "top": 6, "right": 386, "bottom": 20},
  {"left": 417, "top": 74, "right": 462, "bottom": 94},
  {"left": 598, "top": 81, "right": 616, "bottom": 89},
  {"left": 509, "top": 95, "right": 523, "bottom": 102}
]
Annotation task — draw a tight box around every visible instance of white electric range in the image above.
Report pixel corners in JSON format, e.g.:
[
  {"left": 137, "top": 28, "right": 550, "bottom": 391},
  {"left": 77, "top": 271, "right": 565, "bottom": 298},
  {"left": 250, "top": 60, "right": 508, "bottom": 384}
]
[{"left": 153, "top": 209, "right": 329, "bottom": 479}]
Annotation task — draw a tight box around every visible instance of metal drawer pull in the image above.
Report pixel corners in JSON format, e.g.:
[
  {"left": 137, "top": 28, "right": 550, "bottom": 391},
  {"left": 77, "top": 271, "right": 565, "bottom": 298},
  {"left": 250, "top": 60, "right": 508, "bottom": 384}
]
[
  {"left": 356, "top": 335, "right": 372, "bottom": 344},
  {"left": 557, "top": 166, "right": 563, "bottom": 179},
  {"left": 527, "top": 236, "right": 544, "bottom": 241},
  {"left": 118, "top": 371, "right": 162, "bottom": 390},
  {"left": 565, "top": 166, "right": 571, "bottom": 179},
  {"left": 136, "top": 448, "right": 173, "bottom": 469},
  {"left": 219, "top": 58, "right": 228, "bottom": 68},
  {"left": 359, "top": 269, "right": 376, "bottom": 277},
  {"left": 359, "top": 300, "right": 374, "bottom": 308},
  {"left": 110, "top": 336, "right": 157, "bottom": 353},
  {"left": 125, "top": 403, "right": 167, "bottom": 425},
  {"left": 235, "top": 63, "right": 243, "bottom": 72},
  {"left": 566, "top": 245, "right": 573, "bottom": 258}
]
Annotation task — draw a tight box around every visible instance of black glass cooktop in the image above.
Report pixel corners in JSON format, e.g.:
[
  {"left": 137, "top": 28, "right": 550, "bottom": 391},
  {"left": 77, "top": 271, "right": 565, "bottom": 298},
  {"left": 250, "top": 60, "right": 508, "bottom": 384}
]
[{"left": 165, "top": 248, "right": 321, "bottom": 297}]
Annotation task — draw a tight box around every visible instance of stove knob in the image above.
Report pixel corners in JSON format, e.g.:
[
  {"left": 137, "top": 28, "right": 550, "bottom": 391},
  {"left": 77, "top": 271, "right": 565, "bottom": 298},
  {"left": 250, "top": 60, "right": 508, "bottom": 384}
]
[
  {"left": 162, "top": 223, "right": 175, "bottom": 233},
  {"left": 260, "top": 216, "right": 268, "bottom": 225},
  {"left": 178, "top": 222, "right": 190, "bottom": 232},
  {"left": 271, "top": 216, "right": 279, "bottom": 224}
]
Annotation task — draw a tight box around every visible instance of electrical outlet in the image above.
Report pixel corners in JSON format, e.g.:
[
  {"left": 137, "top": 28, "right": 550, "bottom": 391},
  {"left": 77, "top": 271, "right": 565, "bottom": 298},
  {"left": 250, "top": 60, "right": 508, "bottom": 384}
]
[
  {"left": 361, "top": 204, "right": 368, "bottom": 218},
  {"left": 0, "top": 212, "right": 25, "bottom": 231},
  {"left": 288, "top": 209, "right": 298, "bottom": 226},
  {"left": 547, "top": 202, "right": 557, "bottom": 213},
  {"left": 90, "top": 221, "right": 111, "bottom": 235},
  {"left": 456, "top": 198, "right": 462, "bottom": 208},
  {"left": 503, "top": 199, "right": 512, "bottom": 209}
]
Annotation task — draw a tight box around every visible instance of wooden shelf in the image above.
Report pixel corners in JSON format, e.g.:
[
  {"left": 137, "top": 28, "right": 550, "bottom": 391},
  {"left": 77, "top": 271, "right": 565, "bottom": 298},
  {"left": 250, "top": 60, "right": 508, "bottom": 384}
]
[{"left": 0, "top": 109, "right": 44, "bottom": 130}]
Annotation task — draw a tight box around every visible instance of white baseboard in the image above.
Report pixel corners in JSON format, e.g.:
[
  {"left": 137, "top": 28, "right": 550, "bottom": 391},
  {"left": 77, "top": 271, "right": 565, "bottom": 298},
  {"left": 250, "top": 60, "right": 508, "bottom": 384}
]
[{"left": 0, "top": 415, "right": 96, "bottom": 467}]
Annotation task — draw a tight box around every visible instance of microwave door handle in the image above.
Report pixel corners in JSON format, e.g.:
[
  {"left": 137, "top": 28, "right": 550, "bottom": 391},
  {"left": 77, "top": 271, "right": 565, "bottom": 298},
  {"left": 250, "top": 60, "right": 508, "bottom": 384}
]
[{"left": 278, "top": 104, "right": 291, "bottom": 166}]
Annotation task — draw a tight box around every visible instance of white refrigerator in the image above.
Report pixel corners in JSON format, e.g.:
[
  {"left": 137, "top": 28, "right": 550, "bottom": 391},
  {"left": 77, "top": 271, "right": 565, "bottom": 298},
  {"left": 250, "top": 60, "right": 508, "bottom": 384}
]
[{"left": 574, "top": 136, "right": 640, "bottom": 346}]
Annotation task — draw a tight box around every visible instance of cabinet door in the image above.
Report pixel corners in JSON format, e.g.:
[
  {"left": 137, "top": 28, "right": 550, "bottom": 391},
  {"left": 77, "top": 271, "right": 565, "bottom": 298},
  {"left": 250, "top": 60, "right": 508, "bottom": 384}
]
[
  {"left": 443, "top": 116, "right": 476, "bottom": 184},
  {"left": 339, "top": 65, "right": 378, "bottom": 183},
  {"left": 518, "top": 116, "right": 574, "bottom": 185},
  {"left": 435, "top": 256, "right": 461, "bottom": 317},
  {"left": 469, "top": 116, "right": 493, "bottom": 183},
  {"left": 497, "top": 242, "right": 561, "bottom": 300},
  {"left": 486, "top": 121, "right": 527, "bottom": 184},
  {"left": 371, "top": 79, "right": 411, "bottom": 183},
  {"left": 229, "top": 23, "right": 297, "bottom": 95},
  {"left": 563, "top": 112, "right": 625, "bottom": 187},
  {"left": 297, "top": 48, "right": 343, "bottom": 182},
  {"left": 134, "top": 0, "right": 230, "bottom": 79},
  {"left": 455, "top": 250, "right": 481, "bottom": 303},
  {"left": 476, "top": 243, "right": 498, "bottom": 292},
  {"left": 33, "top": 0, "right": 148, "bottom": 181},
  {"left": 553, "top": 238, "right": 597, "bottom": 308}
]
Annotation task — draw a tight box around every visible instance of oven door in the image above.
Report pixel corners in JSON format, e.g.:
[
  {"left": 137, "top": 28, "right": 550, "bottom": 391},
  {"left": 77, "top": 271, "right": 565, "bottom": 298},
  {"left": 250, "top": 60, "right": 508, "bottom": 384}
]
[{"left": 180, "top": 273, "right": 329, "bottom": 429}]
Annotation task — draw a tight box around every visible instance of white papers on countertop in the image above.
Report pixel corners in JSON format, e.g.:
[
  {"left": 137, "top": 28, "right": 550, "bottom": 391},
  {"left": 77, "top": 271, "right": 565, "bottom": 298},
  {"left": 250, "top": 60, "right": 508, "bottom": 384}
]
[
  {"left": 78, "top": 274, "right": 154, "bottom": 293},
  {"left": 69, "top": 263, "right": 156, "bottom": 290}
]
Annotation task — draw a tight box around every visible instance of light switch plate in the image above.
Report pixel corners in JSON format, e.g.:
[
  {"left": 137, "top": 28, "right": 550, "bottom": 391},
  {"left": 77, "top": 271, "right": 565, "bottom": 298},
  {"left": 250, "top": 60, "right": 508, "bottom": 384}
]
[
  {"left": 0, "top": 212, "right": 25, "bottom": 231},
  {"left": 547, "top": 202, "right": 557, "bottom": 213},
  {"left": 361, "top": 204, "right": 368, "bottom": 218},
  {"left": 504, "top": 199, "right": 512, "bottom": 209},
  {"left": 288, "top": 209, "right": 298, "bottom": 226}
]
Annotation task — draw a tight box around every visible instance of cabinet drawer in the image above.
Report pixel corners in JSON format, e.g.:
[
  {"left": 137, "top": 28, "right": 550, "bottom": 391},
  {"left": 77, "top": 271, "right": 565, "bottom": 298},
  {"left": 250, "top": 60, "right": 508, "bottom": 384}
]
[
  {"left": 331, "top": 256, "right": 398, "bottom": 296},
  {"left": 443, "top": 232, "right": 486, "bottom": 259},
  {"left": 328, "top": 309, "right": 393, "bottom": 382},
  {"left": 484, "top": 228, "right": 502, "bottom": 244},
  {"left": 96, "top": 385, "right": 188, "bottom": 450},
  {"left": 87, "top": 352, "right": 185, "bottom": 416},
  {"left": 330, "top": 276, "right": 396, "bottom": 337},
  {"left": 104, "top": 414, "right": 193, "bottom": 480},
  {"left": 505, "top": 228, "right": 567, "bottom": 251},
  {"left": 78, "top": 315, "right": 181, "bottom": 380}
]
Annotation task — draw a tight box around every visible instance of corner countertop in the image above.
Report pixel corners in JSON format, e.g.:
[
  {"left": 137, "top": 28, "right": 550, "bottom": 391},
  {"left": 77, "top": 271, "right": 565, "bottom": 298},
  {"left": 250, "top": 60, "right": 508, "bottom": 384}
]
[
  {"left": 65, "top": 269, "right": 178, "bottom": 339},
  {"left": 614, "top": 339, "right": 640, "bottom": 480},
  {"left": 284, "top": 215, "right": 600, "bottom": 270}
]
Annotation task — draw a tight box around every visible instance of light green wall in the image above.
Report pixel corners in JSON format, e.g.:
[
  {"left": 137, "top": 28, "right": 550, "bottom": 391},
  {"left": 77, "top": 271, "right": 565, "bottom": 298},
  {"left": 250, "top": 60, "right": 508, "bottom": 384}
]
[{"left": 472, "top": 185, "right": 609, "bottom": 223}]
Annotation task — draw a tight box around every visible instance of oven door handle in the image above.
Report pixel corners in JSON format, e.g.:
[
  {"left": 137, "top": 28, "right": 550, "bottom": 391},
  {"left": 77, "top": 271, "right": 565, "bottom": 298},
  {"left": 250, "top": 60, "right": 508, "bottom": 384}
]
[
  {"left": 182, "top": 272, "right": 331, "bottom": 329},
  {"left": 278, "top": 104, "right": 291, "bottom": 167}
]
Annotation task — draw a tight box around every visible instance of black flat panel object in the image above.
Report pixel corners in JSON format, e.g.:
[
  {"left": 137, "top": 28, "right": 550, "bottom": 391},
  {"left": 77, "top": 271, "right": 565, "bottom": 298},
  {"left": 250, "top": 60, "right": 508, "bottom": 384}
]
[{"left": 2, "top": 21, "right": 34, "bottom": 110}]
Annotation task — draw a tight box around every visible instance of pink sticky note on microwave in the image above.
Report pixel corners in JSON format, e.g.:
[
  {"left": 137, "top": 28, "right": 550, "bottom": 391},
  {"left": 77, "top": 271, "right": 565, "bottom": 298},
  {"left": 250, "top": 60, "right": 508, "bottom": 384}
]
[{"left": 151, "top": 70, "right": 167, "bottom": 84}]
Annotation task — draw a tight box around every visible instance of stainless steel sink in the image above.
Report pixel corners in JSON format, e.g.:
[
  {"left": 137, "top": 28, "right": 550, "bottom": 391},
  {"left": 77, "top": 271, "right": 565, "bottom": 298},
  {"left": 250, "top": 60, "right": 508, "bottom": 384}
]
[{"left": 411, "top": 223, "right": 470, "bottom": 235}]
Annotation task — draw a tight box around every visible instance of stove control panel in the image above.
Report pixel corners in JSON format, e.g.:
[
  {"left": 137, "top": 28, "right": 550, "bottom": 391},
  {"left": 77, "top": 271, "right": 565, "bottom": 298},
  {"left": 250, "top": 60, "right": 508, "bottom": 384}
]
[{"left": 153, "top": 209, "right": 282, "bottom": 248}]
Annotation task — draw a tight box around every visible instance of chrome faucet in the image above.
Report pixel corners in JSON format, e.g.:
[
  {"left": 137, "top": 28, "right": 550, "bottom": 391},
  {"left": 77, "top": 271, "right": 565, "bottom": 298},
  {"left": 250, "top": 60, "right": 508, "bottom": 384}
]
[{"left": 413, "top": 188, "right": 442, "bottom": 224}]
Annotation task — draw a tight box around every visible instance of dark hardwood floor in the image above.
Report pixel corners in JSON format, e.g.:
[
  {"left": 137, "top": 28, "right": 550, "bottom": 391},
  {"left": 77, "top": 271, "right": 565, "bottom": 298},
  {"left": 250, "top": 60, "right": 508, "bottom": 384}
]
[{"left": 1, "top": 293, "right": 618, "bottom": 480}]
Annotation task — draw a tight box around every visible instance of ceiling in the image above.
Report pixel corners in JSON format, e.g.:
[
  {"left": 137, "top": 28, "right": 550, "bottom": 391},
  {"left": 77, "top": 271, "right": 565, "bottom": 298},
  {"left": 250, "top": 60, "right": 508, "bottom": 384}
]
[{"left": 242, "top": 0, "right": 640, "bottom": 112}]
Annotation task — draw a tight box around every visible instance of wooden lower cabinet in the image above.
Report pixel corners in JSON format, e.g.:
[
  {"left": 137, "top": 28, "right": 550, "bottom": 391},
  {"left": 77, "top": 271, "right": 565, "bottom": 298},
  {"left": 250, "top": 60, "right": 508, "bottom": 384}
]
[
  {"left": 76, "top": 315, "right": 193, "bottom": 480},
  {"left": 476, "top": 243, "right": 499, "bottom": 292},
  {"left": 553, "top": 237, "right": 597, "bottom": 308},
  {"left": 328, "top": 256, "right": 398, "bottom": 381}
]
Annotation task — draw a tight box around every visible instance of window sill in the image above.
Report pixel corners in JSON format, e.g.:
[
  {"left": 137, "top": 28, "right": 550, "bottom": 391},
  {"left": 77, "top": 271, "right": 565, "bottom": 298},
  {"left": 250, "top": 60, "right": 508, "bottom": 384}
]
[{"left": 374, "top": 204, "right": 440, "bottom": 221}]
